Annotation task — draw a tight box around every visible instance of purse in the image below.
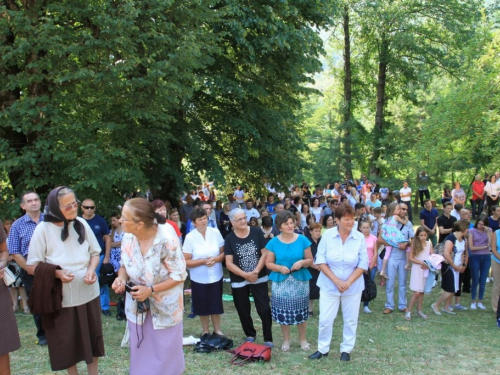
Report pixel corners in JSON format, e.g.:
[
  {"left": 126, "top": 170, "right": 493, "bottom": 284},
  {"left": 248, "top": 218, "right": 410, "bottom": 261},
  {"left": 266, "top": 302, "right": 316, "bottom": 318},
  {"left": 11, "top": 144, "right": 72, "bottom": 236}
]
[
  {"left": 194, "top": 334, "right": 233, "bottom": 353},
  {"left": 229, "top": 341, "right": 272, "bottom": 366},
  {"left": 3, "top": 267, "right": 16, "bottom": 286}
]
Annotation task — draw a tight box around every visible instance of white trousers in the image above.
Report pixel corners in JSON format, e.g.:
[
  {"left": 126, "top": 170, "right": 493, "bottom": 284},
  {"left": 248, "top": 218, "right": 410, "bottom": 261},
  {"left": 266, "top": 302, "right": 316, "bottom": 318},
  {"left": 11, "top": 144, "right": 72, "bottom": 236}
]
[{"left": 317, "top": 291, "right": 362, "bottom": 354}]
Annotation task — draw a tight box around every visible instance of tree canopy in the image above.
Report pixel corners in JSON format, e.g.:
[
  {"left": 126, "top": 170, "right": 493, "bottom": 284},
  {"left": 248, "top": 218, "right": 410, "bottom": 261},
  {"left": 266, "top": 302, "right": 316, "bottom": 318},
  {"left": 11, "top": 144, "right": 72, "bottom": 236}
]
[{"left": 0, "top": 0, "right": 334, "bottom": 216}]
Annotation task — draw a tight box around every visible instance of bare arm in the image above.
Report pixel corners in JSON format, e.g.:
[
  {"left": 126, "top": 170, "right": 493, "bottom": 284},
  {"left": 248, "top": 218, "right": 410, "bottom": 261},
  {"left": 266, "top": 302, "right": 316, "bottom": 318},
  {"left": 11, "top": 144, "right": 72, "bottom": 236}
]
[
  {"left": 468, "top": 231, "right": 489, "bottom": 251},
  {"left": 103, "top": 234, "right": 111, "bottom": 263}
]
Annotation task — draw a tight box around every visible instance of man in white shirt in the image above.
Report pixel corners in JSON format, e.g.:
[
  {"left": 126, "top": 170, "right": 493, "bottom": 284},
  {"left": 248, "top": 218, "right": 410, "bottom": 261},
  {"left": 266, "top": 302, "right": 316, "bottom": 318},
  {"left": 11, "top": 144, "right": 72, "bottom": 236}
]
[
  {"left": 399, "top": 181, "right": 412, "bottom": 222},
  {"left": 450, "top": 203, "right": 462, "bottom": 221},
  {"left": 243, "top": 199, "right": 260, "bottom": 220}
]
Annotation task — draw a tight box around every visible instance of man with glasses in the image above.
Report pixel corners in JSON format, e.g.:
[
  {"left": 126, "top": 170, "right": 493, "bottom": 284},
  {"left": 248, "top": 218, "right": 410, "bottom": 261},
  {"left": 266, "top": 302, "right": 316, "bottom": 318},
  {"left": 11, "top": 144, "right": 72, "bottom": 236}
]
[
  {"left": 322, "top": 199, "right": 339, "bottom": 217},
  {"left": 379, "top": 203, "right": 414, "bottom": 314},
  {"left": 8, "top": 191, "right": 47, "bottom": 345},
  {"left": 224, "top": 208, "right": 273, "bottom": 347},
  {"left": 81, "top": 199, "right": 111, "bottom": 316}
]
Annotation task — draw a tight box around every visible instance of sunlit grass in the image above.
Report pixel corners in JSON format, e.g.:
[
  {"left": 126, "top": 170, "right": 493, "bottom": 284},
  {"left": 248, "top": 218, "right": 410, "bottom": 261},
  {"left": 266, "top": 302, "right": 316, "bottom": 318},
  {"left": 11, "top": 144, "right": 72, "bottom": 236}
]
[{"left": 10, "top": 275, "right": 500, "bottom": 374}]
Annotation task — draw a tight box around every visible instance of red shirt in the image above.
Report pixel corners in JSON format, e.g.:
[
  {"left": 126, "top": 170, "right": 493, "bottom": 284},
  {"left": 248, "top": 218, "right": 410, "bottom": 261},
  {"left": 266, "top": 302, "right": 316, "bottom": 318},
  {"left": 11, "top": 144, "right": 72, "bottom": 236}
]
[
  {"left": 166, "top": 220, "right": 182, "bottom": 237},
  {"left": 471, "top": 180, "right": 485, "bottom": 200}
]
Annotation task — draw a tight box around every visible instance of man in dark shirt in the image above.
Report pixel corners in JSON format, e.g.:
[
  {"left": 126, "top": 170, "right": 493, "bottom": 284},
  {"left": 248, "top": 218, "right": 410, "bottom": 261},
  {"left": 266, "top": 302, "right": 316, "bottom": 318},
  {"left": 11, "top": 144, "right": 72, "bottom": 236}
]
[
  {"left": 81, "top": 199, "right": 111, "bottom": 316},
  {"left": 437, "top": 202, "right": 457, "bottom": 243},
  {"left": 224, "top": 208, "right": 272, "bottom": 346},
  {"left": 420, "top": 199, "right": 439, "bottom": 246}
]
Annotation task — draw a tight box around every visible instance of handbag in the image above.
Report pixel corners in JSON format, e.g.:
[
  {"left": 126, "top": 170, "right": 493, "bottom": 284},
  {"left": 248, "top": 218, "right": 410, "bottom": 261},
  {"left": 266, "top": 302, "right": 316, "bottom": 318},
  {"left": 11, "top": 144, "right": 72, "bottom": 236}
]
[
  {"left": 194, "top": 334, "right": 233, "bottom": 353},
  {"left": 229, "top": 341, "right": 272, "bottom": 366},
  {"left": 361, "top": 270, "right": 377, "bottom": 302},
  {"left": 3, "top": 267, "right": 16, "bottom": 286}
]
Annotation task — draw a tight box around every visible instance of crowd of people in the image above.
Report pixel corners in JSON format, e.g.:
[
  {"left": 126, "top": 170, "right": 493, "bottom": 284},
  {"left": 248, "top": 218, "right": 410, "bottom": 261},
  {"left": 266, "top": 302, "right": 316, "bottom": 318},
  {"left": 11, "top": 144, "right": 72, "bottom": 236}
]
[{"left": 1, "top": 171, "right": 500, "bottom": 374}]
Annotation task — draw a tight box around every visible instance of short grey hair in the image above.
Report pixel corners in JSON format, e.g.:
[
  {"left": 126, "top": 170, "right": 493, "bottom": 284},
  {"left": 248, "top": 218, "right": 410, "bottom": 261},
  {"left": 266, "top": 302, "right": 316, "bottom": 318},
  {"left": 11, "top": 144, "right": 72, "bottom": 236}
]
[{"left": 229, "top": 208, "right": 246, "bottom": 221}]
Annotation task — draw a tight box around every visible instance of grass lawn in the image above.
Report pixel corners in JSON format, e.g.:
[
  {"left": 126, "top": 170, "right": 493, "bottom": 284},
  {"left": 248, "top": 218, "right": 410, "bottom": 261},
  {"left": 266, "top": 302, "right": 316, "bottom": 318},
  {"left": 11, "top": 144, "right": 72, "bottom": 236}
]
[{"left": 10, "top": 274, "right": 500, "bottom": 375}]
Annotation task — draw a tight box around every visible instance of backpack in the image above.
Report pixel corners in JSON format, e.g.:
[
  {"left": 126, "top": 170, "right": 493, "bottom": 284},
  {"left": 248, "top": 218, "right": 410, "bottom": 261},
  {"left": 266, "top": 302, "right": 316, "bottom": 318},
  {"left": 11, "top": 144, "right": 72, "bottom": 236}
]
[{"left": 435, "top": 236, "right": 457, "bottom": 259}]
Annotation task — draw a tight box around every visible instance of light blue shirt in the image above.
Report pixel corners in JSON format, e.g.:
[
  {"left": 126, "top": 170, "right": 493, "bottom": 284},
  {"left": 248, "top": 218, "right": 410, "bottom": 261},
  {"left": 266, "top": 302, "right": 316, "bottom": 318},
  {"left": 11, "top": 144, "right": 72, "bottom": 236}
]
[{"left": 315, "top": 226, "right": 368, "bottom": 295}]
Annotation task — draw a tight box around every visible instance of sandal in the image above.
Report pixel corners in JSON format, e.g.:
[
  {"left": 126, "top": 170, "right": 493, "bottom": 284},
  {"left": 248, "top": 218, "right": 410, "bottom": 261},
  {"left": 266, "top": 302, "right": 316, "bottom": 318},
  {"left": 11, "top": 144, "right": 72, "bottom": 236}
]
[
  {"left": 405, "top": 311, "right": 411, "bottom": 321},
  {"left": 281, "top": 341, "right": 290, "bottom": 352},
  {"left": 300, "top": 341, "right": 310, "bottom": 350},
  {"left": 417, "top": 311, "right": 428, "bottom": 319},
  {"left": 212, "top": 331, "right": 227, "bottom": 338}
]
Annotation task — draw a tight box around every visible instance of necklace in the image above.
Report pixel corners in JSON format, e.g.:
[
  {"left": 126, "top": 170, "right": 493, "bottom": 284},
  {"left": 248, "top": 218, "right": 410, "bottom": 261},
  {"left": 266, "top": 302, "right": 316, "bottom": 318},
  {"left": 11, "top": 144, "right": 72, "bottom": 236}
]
[{"left": 279, "top": 233, "right": 295, "bottom": 244}]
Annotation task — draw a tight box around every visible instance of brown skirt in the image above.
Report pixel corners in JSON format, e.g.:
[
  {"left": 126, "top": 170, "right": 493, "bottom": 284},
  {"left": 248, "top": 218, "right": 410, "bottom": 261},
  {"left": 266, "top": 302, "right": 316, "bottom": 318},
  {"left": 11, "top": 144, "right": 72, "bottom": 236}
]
[
  {"left": 45, "top": 296, "right": 105, "bottom": 371},
  {"left": 0, "top": 281, "right": 21, "bottom": 356}
]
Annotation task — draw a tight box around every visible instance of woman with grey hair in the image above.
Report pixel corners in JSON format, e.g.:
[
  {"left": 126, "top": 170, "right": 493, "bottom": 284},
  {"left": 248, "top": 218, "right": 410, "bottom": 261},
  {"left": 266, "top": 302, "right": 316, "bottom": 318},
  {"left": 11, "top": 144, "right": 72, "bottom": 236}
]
[
  {"left": 225, "top": 208, "right": 273, "bottom": 346},
  {"left": 265, "top": 210, "right": 313, "bottom": 352}
]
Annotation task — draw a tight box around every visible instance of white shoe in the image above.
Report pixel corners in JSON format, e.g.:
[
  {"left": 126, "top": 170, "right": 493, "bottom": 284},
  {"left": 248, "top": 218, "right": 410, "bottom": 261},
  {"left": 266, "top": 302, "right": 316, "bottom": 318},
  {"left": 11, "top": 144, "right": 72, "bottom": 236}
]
[
  {"left": 486, "top": 277, "right": 491, "bottom": 283},
  {"left": 470, "top": 302, "right": 477, "bottom": 310},
  {"left": 477, "top": 303, "right": 486, "bottom": 310},
  {"left": 363, "top": 306, "right": 372, "bottom": 314},
  {"left": 432, "top": 280, "right": 437, "bottom": 288}
]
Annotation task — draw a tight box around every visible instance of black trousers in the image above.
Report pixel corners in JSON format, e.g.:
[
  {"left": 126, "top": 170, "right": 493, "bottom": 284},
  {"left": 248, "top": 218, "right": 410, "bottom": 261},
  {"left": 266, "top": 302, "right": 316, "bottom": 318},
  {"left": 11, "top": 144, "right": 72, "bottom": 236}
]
[
  {"left": 486, "top": 196, "right": 499, "bottom": 216},
  {"left": 419, "top": 189, "right": 430, "bottom": 208},
  {"left": 454, "top": 263, "right": 471, "bottom": 297},
  {"left": 21, "top": 269, "right": 46, "bottom": 340},
  {"left": 232, "top": 282, "right": 273, "bottom": 343}
]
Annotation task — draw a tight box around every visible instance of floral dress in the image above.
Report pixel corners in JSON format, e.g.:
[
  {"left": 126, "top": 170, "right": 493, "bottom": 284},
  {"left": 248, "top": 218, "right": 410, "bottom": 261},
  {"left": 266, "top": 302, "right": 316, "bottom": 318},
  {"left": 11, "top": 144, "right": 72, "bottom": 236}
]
[{"left": 110, "top": 229, "right": 124, "bottom": 273}]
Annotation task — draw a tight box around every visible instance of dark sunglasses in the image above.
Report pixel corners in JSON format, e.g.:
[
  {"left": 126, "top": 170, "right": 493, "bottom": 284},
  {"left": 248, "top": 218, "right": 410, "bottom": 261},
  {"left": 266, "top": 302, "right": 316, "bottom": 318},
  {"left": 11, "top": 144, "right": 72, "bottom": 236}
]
[{"left": 82, "top": 205, "right": 95, "bottom": 210}]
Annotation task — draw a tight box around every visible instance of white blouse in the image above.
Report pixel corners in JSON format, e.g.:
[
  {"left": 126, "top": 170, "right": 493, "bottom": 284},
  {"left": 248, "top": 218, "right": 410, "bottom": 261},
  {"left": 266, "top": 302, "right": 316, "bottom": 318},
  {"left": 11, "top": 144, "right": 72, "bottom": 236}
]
[
  {"left": 27, "top": 218, "right": 101, "bottom": 307},
  {"left": 182, "top": 227, "right": 224, "bottom": 284}
]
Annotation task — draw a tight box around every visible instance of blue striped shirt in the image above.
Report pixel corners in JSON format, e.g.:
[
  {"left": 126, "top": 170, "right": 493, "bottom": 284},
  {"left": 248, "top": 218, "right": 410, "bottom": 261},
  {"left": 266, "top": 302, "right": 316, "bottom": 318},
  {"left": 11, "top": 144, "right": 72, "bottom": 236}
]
[{"left": 7, "top": 213, "right": 44, "bottom": 258}]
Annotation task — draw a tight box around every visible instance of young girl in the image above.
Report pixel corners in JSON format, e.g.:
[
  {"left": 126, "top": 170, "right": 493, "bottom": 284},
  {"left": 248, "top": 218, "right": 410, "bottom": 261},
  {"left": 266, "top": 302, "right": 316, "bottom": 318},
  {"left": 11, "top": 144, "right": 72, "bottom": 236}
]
[
  {"left": 359, "top": 221, "right": 379, "bottom": 313},
  {"left": 406, "top": 227, "right": 434, "bottom": 320},
  {"left": 380, "top": 203, "right": 409, "bottom": 279}
]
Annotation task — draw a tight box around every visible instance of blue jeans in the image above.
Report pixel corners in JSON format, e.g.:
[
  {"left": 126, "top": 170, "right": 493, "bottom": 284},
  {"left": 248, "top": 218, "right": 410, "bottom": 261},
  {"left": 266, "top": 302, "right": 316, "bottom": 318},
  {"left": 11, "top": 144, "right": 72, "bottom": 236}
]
[
  {"left": 469, "top": 254, "right": 491, "bottom": 301},
  {"left": 385, "top": 252, "right": 408, "bottom": 310},
  {"left": 96, "top": 255, "right": 110, "bottom": 311},
  {"left": 363, "top": 267, "right": 378, "bottom": 307}
]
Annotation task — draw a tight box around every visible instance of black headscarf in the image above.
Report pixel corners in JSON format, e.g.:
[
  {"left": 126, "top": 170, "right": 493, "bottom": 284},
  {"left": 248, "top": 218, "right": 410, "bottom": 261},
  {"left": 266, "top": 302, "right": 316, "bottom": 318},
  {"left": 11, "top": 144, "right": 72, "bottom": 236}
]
[{"left": 43, "top": 186, "right": 85, "bottom": 244}]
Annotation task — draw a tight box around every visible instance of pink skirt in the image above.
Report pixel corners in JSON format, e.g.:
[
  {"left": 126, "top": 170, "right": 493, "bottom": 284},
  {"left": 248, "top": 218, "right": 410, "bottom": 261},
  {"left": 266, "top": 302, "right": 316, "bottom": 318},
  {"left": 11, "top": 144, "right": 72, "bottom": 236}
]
[{"left": 128, "top": 313, "right": 184, "bottom": 375}]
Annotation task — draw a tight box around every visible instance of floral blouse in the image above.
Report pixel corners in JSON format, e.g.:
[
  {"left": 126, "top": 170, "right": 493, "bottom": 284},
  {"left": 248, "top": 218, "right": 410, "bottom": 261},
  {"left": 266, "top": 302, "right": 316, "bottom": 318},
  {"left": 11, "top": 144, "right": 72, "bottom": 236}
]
[{"left": 120, "top": 224, "right": 187, "bottom": 329}]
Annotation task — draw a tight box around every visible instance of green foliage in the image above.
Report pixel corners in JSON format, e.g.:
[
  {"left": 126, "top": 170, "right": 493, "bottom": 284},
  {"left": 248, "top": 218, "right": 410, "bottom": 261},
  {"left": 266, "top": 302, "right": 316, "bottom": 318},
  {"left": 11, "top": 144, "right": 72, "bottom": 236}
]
[{"left": 0, "top": 0, "right": 335, "bottom": 216}]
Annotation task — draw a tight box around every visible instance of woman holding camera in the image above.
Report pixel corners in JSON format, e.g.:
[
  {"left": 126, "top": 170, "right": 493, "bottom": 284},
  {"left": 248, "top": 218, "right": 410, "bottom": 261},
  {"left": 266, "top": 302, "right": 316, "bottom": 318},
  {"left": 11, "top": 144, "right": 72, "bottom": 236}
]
[{"left": 112, "top": 198, "right": 187, "bottom": 375}]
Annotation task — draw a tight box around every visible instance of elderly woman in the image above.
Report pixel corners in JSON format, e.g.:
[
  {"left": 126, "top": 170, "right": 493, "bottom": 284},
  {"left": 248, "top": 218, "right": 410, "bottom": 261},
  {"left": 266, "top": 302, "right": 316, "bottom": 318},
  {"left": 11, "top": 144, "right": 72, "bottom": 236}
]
[
  {"left": 308, "top": 204, "right": 368, "bottom": 362},
  {"left": 26, "top": 187, "right": 104, "bottom": 374},
  {"left": 431, "top": 220, "right": 469, "bottom": 316},
  {"left": 112, "top": 198, "right": 186, "bottom": 374},
  {"left": 183, "top": 208, "right": 225, "bottom": 337},
  {"left": 0, "top": 220, "right": 21, "bottom": 375},
  {"left": 225, "top": 208, "right": 273, "bottom": 346},
  {"left": 265, "top": 210, "right": 313, "bottom": 352}
]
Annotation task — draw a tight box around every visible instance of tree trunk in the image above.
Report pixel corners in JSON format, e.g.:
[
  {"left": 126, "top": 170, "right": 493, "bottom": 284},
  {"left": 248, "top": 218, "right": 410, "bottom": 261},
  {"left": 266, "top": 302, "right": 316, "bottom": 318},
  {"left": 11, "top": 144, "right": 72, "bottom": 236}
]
[
  {"left": 342, "top": 5, "right": 353, "bottom": 178},
  {"left": 370, "top": 36, "right": 389, "bottom": 177}
]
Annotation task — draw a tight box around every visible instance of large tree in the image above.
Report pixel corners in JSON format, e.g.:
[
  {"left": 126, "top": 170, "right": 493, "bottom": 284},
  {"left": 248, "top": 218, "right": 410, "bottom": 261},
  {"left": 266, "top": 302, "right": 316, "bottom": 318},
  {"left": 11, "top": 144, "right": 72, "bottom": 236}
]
[
  {"left": 0, "top": 0, "right": 334, "bottom": 215},
  {"left": 353, "top": 0, "right": 482, "bottom": 177}
]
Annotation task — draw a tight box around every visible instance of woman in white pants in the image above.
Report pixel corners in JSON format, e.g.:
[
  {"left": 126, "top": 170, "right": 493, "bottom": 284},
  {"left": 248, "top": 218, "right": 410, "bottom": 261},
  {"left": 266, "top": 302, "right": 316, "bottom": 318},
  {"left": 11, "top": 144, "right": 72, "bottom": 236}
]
[{"left": 308, "top": 204, "right": 368, "bottom": 362}]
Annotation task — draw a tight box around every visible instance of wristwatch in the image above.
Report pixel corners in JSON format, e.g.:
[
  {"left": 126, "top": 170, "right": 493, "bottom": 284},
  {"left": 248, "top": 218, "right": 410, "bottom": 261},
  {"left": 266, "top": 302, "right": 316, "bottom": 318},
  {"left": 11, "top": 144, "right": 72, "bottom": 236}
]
[{"left": 150, "top": 285, "right": 155, "bottom": 295}]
